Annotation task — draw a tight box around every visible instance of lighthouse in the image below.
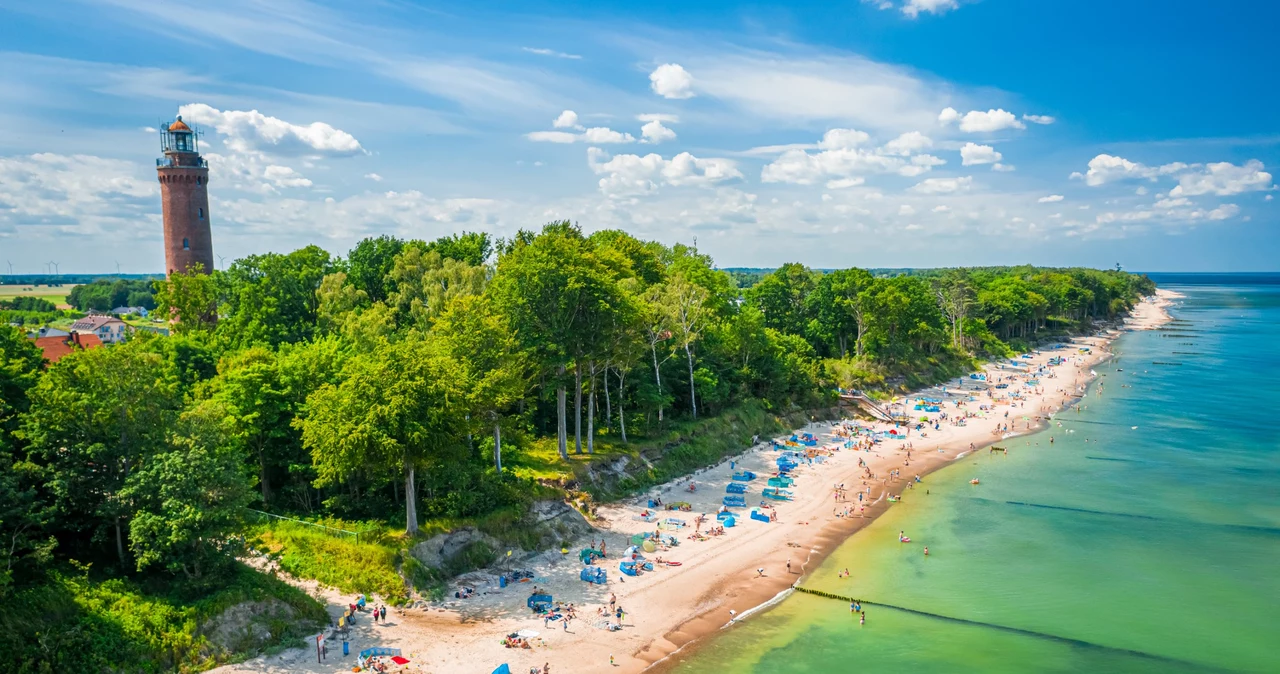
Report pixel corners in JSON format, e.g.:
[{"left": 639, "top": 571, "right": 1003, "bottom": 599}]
[{"left": 157, "top": 116, "right": 215, "bottom": 277}]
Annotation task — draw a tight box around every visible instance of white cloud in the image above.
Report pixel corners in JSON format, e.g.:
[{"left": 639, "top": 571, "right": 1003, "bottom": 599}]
[
  {"left": 650, "top": 63, "right": 695, "bottom": 99},
  {"left": 940, "top": 108, "right": 1026, "bottom": 133},
  {"left": 820, "top": 129, "right": 872, "bottom": 150},
  {"left": 1155, "top": 197, "right": 1191, "bottom": 209},
  {"left": 960, "top": 142, "right": 1002, "bottom": 166},
  {"left": 522, "top": 47, "right": 582, "bottom": 59},
  {"left": 761, "top": 128, "right": 944, "bottom": 184},
  {"left": 1038, "top": 194, "right": 1064, "bottom": 203},
  {"left": 262, "top": 164, "right": 312, "bottom": 189},
  {"left": 525, "top": 131, "right": 580, "bottom": 144},
  {"left": 882, "top": 131, "right": 933, "bottom": 155},
  {"left": 899, "top": 204, "right": 916, "bottom": 215},
  {"left": 178, "top": 103, "right": 364, "bottom": 156},
  {"left": 1168, "top": 160, "right": 1273, "bottom": 197},
  {"left": 526, "top": 127, "right": 636, "bottom": 144},
  {"left": 683, "top": 52, "right": 947, "bottom": 131},
  {"left": 364, "top": 173, "right": 383, "bottom": 182},
  {"left": 901, "top": 0, "right": 959, "bottom": 18},
  {"left": 1076, "top": 154, "right": 1188, "bottom": 187},
  {"left": 204, "top": 152, "right": 313, "bottom": 193},
  {"left": 587, "top": 147, "right": 741, "bottom": 196},
  {"left": 932, "top": 205, "right": 950, "bottom": 212},
  {"left": 992, "top": 163, "right": 1015, "bottom": 172},
  {"left": 0, "top": 153, "right": 157, "bottom": 236},
  {"left": 910, "top": 176, "right": 973, "bottom": 194},
  {"left": 582, "top": 127, "right": 637, "bottom": 144},
  {"left": 637, "top": 113, "right": 680, "bottom": 123},
  {"left": 1023, "top": 114, "right": 1055, "bottom": 125},
  {"left": 1267, "top": 194, "right": 1275, "bottom": 201},
  {"left": 640, "top": 119, "right": 677, "bottom": 144},
  {"left": 552, "top": 110, "right": 581, "bottom": 129},
  {"left": 825, "top": 178, "right": 866, "bottom": 189},
  {"left": 1135, "top": 186, "right": 1148, "bottom": 195}
]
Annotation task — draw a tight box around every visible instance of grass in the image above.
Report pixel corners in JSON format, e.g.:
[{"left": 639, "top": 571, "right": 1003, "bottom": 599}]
[
  {"left": 251, "top": 521, "right": 407, "bottom": 602},
  {"left": 0, "top": 564, "right": 325, "bottom": 674},
  {"left": 0, "top": 283, "right": 77, "bottom": 308}
]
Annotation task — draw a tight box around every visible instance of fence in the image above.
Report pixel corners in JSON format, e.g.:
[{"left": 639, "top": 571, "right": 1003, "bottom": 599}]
[{"left": 244, "top": 508, "right": 366, "bottom": 544}]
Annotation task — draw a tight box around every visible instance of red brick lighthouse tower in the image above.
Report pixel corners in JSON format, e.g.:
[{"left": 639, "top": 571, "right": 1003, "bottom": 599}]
[{"left": 157, "top": 116, "right": 215, "bottom": 277}]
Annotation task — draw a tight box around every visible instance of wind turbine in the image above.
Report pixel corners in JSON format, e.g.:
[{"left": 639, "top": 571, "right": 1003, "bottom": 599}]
[
  {"left": 217, "top": 254, "right": 227, "bottom": 270},
  {"left": 49, "top": 261, "right": 60, "bottom": 276},
  {"left": 4, "top": 260, "right": 12, "bottom": 274},
  {"left": 116, "top": 261, "right": 122, "bottom": 275}
]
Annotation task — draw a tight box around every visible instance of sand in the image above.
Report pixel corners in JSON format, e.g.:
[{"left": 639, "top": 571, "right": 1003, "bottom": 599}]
[{"left": 213, "top": 289, "right": 1179, "bottom": 674}]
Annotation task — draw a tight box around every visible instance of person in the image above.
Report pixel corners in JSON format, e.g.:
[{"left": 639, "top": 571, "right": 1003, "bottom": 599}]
[
  {"left": 756, "top": 568, "right": 765, "bottom": 577},
  {"left": 854, "top": 600, "right": 861, "bottom": 612},
  {"left": 860, "top": 611, "right": 866, "bottom": 625},
  {"left": 787, "top": 559, "right": 792, "bottom": 574},
  {"left": 610, "top": 655, "right": 615, "bottom": 666},
  {"left": 924, "top": 546, "right": 929, "bottom": 556}
]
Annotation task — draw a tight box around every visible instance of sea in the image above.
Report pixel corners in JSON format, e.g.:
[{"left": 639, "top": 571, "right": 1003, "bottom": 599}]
[{"left": 672, "top": 275, "right": 1280, "bottom": 673}]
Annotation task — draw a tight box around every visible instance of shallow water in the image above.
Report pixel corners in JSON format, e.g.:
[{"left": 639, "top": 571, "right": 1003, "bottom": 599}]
[{"left": 673, "top": 283, "right": 1280, "bottom": 673}]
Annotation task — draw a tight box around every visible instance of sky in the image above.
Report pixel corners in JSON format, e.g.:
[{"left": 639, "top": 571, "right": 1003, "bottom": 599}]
[{"left": 0, "top": 0, "right": 1276, "bottom": 274}]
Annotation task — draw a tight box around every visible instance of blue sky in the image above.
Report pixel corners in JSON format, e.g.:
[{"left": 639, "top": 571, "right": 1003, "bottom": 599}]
[{"left": 0, "top": 0, "right": 1276, "bottom": 273}]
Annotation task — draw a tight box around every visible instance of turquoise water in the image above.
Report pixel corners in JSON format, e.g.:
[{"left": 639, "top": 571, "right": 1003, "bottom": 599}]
[{"left": 673, "top": 283, "right": 1280, "bottom": 673}]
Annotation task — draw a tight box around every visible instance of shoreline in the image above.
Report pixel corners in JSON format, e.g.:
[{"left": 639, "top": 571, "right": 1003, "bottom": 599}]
[{"left": 214, "top": 289, "right": 1179, "bottom": 674}]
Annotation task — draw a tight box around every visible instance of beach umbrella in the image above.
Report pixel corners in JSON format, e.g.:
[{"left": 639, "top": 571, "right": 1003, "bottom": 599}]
[{"left": 642, "top": 540, "right": 656, "bottom": 553}]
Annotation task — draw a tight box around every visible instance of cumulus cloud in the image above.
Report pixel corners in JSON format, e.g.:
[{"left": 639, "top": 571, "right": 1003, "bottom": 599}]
[
  {"left": 364, "top": 173, "right": 383, "bottom": 182},
  {"left": 1038, "top": 194, "right": 1064, "bottom": 203},
  {"left": 939, "top": 107, "right": 1026, "bottom": 133},
  {"left": 882, "top": 131, "right": 933, "bottom": 156},
  {"left": 960, "top": 142, "right": 1002, "bottom": 166},
  {"left": 898, "top": 204, "right": 916, "bottom": 215},
  {"left": 1168, "top": 160, "right": 1273, "bottom": 197},
  {"left": 992, "top": 163, "right": 1015, "bottom": 172},
  {"left": 826, "top": 178, "right": 866, "bottom": 189},
  {"left": 761, "top": 128, "right": 945, "bottom": 184},
  {"left": 640, "top": 119, "right": 677, "bottom": 144},
  {"left": 910, "top": 176, "right": 973, "bottom": 194},
  {"left": 204, "top": 152, "right": 313, "bottom": 193},
  {"left": 650, "top": 63, "right": 695, "bottom": 99},
  {"left": 525, "top": 131, "right": 580, "bottom": 144},
  {"left": 178, "top": 103, "right": 364, "bottom": 156},
  {"left": 552, "top": 110, "right": 581, "bottom": 129},
  {"left": 1075, "top": 154, "right": 1188, "bottom": 187},
  {"left": 1023, "top": 114, "right": 1055, "bottom": 125},
  {"left": 587, "top": 147, "right": 741, "bottom": 197}
]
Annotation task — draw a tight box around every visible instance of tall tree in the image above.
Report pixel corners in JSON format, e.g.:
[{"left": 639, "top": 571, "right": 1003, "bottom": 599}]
[
  {"left": 20, "top": 344, "right": 181, "bottom": 565},
  {"left": 346, "top": 234, "right": 405, "bottom": 303},
  {"left": 658, "top": 273, "right": 710, "bottom": 419},
  {"left": 153, "top": 265, "right": 219, "bottom": 333},
  {"left": 299, "top": 337, "right": 470, "bottom": 535}
]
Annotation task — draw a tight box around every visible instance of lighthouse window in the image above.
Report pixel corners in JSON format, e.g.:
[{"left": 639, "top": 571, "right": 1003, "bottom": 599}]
[
  {"left": 183, "top": 238, "right": 190, "bottom": 250},
  {"left": 198, "top": 208, "right": 204, "bottom": 220}
]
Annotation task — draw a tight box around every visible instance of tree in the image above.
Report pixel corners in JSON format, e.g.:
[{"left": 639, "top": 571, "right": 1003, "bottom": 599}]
[
  {"left": 425, "top": 231, "right": 494, "bottom": 267},
  {"left": 217, "top": 246, "right": 337, "bottom": 346},
  {"left": 346, "top": 235, "right": 405, "bottom": 303},
  {"left": 386, "top": 248, "right": 487, "bottom": 331},
  {"left": 746, "top": 263, "right": 816, "bottom": 337},
  {"left": 933, "top": 274, "right": 973, "bottom": 351},
  {"left": 489, "top": 222, "right": 627, "bottom": 459},
  {"left": 299, "top": 337, "right": 470, "bottom": 535},
  {"left": 120, "top": 400, "right": 253, "bottom": 580},
  {"left": 19, "top": 344, "right": 181, "bottom": 565},
  {"left": 205, "top": 347, "right": 293, "bottom": 504},
  {"left": 434, "top": 295, "right": 529, "bottom": 472},
  {"left": 657, "top": 273, "right": 710, "bottom": 418},
  {"left": 153, "top": 265, "right": 219, "bottom": 333}
]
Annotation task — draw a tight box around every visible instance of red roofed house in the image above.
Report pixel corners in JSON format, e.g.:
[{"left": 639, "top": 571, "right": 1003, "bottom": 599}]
[
  {"left": 33, "top": 332, "right": 103, "bottom": 363},
  {"left": 69, "top": 314, "right": 130, "bottom": 344}
]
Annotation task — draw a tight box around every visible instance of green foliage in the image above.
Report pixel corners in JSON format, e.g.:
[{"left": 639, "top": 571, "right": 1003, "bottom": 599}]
[
  {"left": 0, "top": 295, "right": 58, "bottom": 312},
  {"left": 254, "top": 522, "right": 406, "bottom": 601},
  {"left": 0, "top": 566, "right": 324, "bottom": 674},
  {"left": 67, "top": 278, "right": 156, "bottom": 312}
]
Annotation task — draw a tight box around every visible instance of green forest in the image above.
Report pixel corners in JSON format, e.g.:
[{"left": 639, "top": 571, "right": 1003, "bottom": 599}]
[{"left": 0, "top": 222, "right": 1154, "bottom": 672}]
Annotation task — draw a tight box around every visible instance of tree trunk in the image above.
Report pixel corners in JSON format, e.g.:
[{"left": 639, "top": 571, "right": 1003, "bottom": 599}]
[
  {"left": 684, "top": 342, "right": 697, "bottom": 419},
  {"left": 602, "top": 365, "right": 613, "bottom": 434},
  {"left": 650, "top": 342, "right": 664, "bottom": 422},
  {"left": 392, "top": 477, "right": 399, "bottom": 507},
  {"left": 556, "top": 365, "right": 567, "bottom": 459},
  {"left": 493, "top": 420, "right": 503, "bottom": 473},
  {"left": 115, "top": 516, "right": 126, "bottom": 566},
  {"left": 404, "top": 460, "right": 419, "bottom": 536},
  {"left": 574, "top": 365, "right": 583, "bottom": 454},
  {"left": 617, "top": 368, "right": 628, "bottom": 443},
  {"left": 256, "top": 448, "right": 271, "bottom": 504},
  {"left": 587, "top": 363, "right": 596, "bottom": 454}
]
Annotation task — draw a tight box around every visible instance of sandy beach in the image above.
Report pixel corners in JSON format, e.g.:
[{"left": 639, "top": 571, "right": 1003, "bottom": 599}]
[{"left": 215, "top": 289, "right": 1180, "bottom": 674}]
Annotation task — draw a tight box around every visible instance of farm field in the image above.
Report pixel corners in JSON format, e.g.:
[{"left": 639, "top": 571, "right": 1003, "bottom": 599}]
[{"left": 0, "top": 283, "right": 78, "bottom": 308}]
